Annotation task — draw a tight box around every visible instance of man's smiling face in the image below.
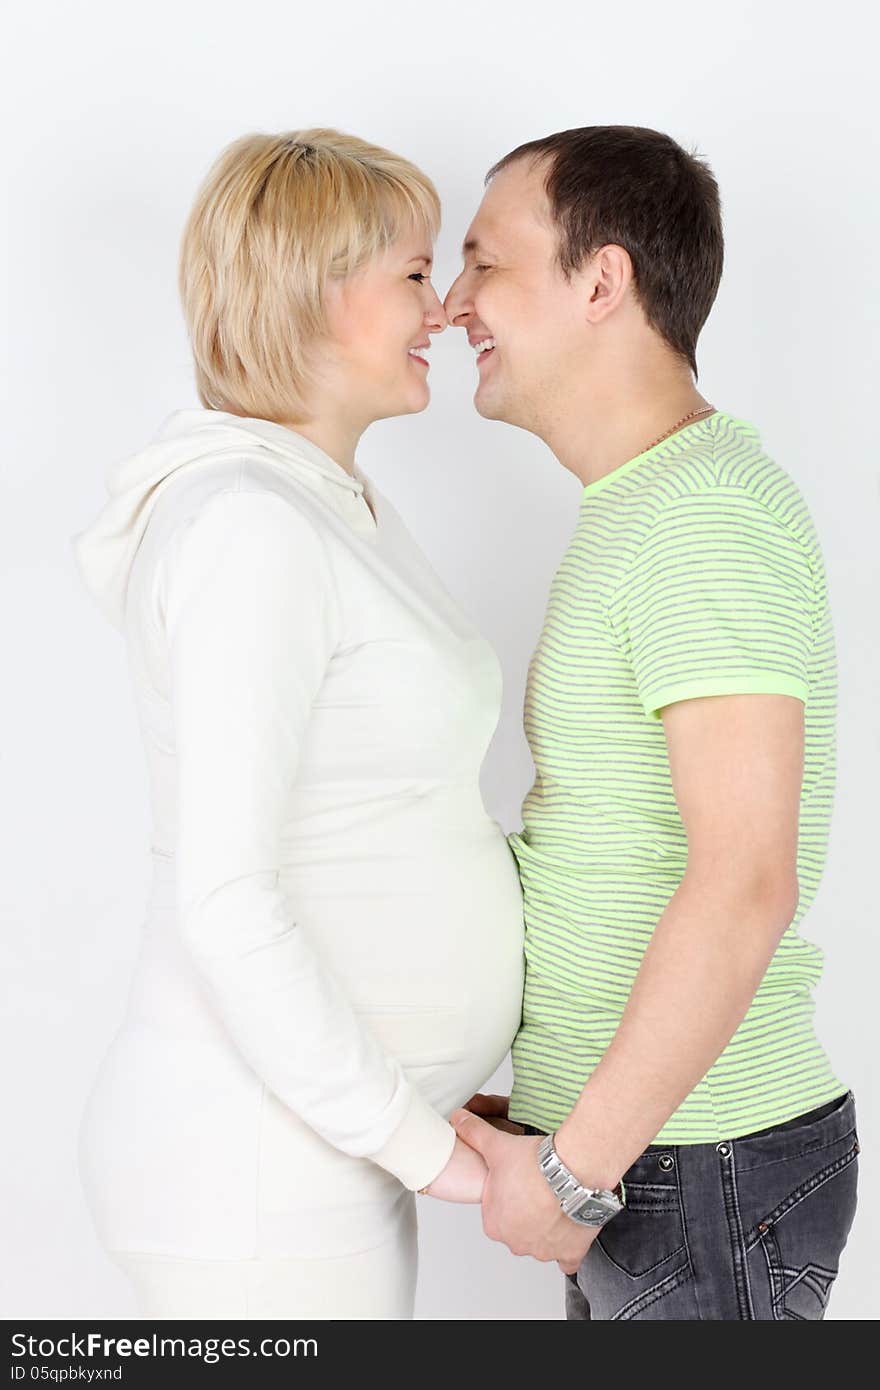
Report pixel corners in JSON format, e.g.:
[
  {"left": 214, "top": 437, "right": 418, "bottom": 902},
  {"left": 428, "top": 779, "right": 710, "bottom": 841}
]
[{"left": 443, "top": 157, "right": 589, "bottom": 434}]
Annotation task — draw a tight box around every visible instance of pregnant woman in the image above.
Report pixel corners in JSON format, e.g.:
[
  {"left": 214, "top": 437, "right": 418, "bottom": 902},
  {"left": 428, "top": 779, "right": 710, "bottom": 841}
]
[{"left": 72, "top": 129, "right": 525, "bottom": 1320}]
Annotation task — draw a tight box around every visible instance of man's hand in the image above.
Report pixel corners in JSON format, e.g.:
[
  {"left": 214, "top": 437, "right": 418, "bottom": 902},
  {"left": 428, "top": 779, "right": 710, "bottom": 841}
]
[
  {"left": 462, "top": 1092, "right": 525, "bottom": 1135},
  {"left": 451, "top": 1109, "right": 599, "bottom": 1274}
]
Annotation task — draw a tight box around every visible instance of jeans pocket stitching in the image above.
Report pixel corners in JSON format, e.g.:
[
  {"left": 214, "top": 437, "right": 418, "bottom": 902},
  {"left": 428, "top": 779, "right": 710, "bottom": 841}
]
[
  {"left": 624, "top": 1182, "right": 678, "bottom": 1193},
  {"left": 760, "top": 1226, "right": 838, "bottom": 1320},
  {"left": 624, "top": 1202, "right": 680, "bottom": 1214},
  {"left": 597, "top": 1153, "right": 691, "bottom": 1280},
  {"left": 759, "top": 1225, "right": 786, "bottom": 1319},
  {"left": 745, "top": 1138, "right": 859, "bottom": 1248},
  {"left": 611, "top": 1262, "right": 694, "bottom": 1320},
  {"left": 596, "top": 1236, "right": 688, "bottom": 1280},
  {"left": 781, "top": 1262, "right": 839, "bottom": 1318}
]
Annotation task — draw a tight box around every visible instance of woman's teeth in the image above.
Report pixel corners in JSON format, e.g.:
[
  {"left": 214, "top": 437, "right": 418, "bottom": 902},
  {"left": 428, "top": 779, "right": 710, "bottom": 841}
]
[{"left": 408, "top": 347, "right": 429, "bottom": 363}]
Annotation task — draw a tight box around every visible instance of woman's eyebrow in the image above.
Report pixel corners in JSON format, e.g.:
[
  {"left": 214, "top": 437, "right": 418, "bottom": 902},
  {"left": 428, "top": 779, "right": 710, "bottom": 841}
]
[{"left": 408, "top": 255, "right": 433, "bottom": 267}]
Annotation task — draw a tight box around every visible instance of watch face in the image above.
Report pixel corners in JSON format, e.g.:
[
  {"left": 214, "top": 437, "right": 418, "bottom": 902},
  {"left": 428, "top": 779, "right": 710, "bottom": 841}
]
[{"left": 568, "top": 1192, "right": 620, "bottom": 1226}]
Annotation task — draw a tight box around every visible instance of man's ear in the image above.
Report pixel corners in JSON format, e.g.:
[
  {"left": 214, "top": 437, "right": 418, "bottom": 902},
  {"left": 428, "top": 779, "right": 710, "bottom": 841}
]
[{"left": 583, "top": 243, "right": 633, "bottom": 324}]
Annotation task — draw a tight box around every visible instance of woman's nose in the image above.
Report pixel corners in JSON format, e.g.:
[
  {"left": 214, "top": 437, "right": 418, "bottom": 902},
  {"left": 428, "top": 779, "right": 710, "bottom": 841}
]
[{"left": 426, "top": 290, "right": 448, "bottom": 332}]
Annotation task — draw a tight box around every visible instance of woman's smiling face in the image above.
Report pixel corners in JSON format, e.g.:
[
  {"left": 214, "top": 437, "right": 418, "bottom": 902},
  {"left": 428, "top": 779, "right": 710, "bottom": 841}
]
[{"left": 320, "top": 221, "right": 447, "bottom": 427}]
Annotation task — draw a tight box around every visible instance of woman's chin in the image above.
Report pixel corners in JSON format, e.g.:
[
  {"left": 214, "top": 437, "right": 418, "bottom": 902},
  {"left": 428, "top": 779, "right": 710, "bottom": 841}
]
[
  {"left": 370, "top": 379, "right": 431, "bottom": 421},
  {"left": 400, "top": 383, "right": 432, "bottom": 415}
]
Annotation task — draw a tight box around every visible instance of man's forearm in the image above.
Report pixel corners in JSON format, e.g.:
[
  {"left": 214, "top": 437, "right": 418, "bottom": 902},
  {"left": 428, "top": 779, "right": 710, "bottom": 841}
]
[{"left": 554, "top": 870, "right": 798, "bottom": 1190}]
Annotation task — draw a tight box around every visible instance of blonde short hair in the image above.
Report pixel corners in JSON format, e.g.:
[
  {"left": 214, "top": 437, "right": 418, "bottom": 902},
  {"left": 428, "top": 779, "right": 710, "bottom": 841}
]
[{"left": 178, "top": 129, "right": 441, "bottom": 422}]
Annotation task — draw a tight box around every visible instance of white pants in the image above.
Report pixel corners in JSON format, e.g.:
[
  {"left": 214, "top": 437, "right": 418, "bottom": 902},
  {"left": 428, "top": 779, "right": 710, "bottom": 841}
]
[{"left": 109, "top": 1193, "right": 419, "bottom": 1320}]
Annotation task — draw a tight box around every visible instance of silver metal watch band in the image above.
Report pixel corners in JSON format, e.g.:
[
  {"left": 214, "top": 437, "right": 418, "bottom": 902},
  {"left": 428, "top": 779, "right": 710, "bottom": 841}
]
[{"left": 536, "top": 1132, "right": 626, "bottom": 1226}]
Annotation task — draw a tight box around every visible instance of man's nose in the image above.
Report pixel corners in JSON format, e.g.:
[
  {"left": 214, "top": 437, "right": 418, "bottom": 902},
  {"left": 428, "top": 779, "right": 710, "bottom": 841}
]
[{"left": 443, "top": 271, "right": 470, "bottom": 326}]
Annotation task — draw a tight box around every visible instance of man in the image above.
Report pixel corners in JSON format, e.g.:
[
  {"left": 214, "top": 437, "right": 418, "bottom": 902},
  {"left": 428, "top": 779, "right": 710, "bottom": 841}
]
[{"left": 442, "top": 126, "right": 858, "bottom": 1320}]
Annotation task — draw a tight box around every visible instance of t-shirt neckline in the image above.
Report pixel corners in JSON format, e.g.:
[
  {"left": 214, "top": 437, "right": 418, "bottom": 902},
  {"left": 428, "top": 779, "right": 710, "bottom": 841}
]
[{"left": 580, "top": 409, "right": 756, "bottom": 500}]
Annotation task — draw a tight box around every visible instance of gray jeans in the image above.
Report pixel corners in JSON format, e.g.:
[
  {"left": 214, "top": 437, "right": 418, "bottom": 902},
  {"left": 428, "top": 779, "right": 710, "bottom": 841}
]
[{"left": 522, "top": 1090, "right": 859, "bottom": 1319}]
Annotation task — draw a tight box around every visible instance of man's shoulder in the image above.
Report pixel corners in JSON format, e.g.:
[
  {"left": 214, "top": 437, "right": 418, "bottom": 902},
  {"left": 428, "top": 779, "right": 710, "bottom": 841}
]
[{"left": 636, "top": 415, "right": 819, "bottom": 555}]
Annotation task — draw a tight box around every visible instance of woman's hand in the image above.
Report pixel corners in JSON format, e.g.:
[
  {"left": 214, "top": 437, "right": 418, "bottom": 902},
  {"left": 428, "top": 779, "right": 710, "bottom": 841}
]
[{"left": 419, "top": 1136, "right": 488, "bottom": 1203}]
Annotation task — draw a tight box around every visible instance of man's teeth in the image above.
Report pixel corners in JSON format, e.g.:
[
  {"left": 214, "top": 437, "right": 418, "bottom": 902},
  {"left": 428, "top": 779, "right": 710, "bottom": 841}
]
[{"left": 474, "top": 338, "right": 496, "bottom": 354}]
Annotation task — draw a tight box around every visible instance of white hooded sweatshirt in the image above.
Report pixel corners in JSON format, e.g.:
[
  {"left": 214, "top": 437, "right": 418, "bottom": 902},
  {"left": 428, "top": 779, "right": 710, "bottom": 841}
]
[{"left": 71, "top": 409, "right": 524, "bottom": 1259}]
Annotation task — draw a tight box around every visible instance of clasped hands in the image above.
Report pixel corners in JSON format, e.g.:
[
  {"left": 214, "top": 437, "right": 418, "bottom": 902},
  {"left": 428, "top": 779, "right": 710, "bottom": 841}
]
[{"left": 421, "top": 1092, "right": 598, "bottom": 1275}]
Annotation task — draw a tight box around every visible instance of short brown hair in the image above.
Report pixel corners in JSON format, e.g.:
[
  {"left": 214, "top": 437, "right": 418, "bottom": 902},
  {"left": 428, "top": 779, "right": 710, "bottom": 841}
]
[{"left": 486, "top": 126, "right": 723, "bottom": 379}]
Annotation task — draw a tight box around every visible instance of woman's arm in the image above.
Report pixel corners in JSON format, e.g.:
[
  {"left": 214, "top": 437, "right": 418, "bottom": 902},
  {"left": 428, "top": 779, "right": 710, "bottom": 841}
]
[{"left": 160, "top": 483, "right": 456, "bottom": 1192}]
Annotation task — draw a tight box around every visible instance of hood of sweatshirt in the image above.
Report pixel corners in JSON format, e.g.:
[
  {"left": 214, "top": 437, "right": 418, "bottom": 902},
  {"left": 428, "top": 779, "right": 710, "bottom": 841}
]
[{"left": 71, "top": 408, "right": 370, "bottom": 631}]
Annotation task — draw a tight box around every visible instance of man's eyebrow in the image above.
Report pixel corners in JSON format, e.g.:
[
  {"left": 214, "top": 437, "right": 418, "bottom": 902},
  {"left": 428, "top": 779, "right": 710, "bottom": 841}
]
[{"left": 462, "top": 237, "right": 500, "bottom": 260}]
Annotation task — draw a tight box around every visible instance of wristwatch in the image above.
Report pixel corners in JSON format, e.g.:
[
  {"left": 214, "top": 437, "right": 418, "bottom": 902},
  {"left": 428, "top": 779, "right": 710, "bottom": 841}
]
[{"left": 537, "top": 1132, "right": 626, "bottom": 1227}]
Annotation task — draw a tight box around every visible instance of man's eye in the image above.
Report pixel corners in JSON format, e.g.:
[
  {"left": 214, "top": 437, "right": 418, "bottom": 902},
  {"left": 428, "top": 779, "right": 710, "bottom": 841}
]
[
  {"left": 409, "top": 272, "right": 429, "bottom": 283},
  {"left": 475, "top": 265, "right": 492, "bottom": 273}
]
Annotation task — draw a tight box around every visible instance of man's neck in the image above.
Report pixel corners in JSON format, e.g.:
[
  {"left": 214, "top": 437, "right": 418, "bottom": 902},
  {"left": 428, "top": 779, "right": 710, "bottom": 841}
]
[{"left": 540, "top": 370, "right": 714, "bottom": 489}]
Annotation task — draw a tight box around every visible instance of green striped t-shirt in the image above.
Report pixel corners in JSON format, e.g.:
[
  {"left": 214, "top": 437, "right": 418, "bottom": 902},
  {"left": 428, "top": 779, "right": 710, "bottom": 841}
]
[{"left": 508, "top": 409, "right": 846, "bottom": 1144}]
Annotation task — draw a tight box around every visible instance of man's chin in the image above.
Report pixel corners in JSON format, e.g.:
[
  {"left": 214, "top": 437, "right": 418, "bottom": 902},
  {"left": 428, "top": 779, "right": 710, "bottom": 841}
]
[{"left": 473, "top": 386, "right": 509, "bottom": 423}]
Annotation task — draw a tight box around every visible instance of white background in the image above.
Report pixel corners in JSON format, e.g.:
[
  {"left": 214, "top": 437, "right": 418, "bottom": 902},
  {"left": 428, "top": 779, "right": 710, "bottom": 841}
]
[{"left": 3, "top": 0, "right": 877, "bottom": 1321}]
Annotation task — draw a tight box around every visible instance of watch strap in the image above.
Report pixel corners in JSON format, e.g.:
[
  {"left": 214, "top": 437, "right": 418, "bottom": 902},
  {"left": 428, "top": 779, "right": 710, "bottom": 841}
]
[{"left": 536, "top": 1132, "right": 626, "bottom": 1225}]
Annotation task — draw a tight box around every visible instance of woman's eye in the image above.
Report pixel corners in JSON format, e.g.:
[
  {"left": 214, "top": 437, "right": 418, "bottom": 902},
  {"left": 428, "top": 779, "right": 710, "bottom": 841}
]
[{"left": 409, "top": 272, "right": 429, "bottom": 283}]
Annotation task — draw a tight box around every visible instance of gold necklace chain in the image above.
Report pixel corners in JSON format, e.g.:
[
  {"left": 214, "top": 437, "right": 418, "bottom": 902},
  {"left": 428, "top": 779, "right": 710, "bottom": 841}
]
[{"left": 641, "top": 404, "right": 716, "bottom": 455}]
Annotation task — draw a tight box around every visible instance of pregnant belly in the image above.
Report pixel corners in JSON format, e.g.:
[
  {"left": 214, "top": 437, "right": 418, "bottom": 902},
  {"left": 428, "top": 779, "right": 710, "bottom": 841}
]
[
  {"left": 80, "top": 833, "right": 523, "bottom": 1256},
  {"left": 128, "top": 833, "right": 524, "bottom": 1102},
  {"left": 277, "top": 834, "right": 525, "bottom": 1101}
]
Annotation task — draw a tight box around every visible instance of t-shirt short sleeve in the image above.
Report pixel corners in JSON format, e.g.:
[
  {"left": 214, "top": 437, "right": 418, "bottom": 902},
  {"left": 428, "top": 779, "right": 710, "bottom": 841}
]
[{"left": 605, "top": 487, "right": 814, "bottom": 721}]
